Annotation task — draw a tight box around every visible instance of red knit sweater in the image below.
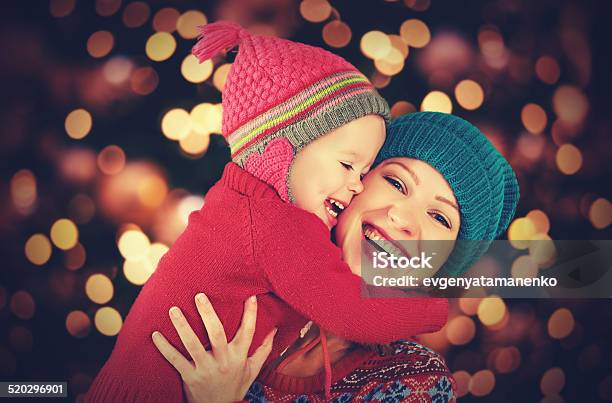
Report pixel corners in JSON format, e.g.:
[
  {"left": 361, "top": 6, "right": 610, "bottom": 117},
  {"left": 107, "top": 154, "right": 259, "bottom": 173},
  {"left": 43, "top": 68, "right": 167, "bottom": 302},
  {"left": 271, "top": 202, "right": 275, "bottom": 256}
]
[{"left": 87, "top": 163, "right": 448, "bottom": 402}]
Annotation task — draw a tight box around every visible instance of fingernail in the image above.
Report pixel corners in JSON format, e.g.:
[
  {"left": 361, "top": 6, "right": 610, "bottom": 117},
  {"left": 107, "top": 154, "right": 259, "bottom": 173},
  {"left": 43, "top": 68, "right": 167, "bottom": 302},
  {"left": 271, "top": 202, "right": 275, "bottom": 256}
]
[
  {"left": 152, "top": 331, "right": 160, "bottom": 340},
  {"left": 170, "top": 307, "right": 181, "bottom": 318},
  {"left": 249, "top": 295, "right": 257, "bottom": 303},
  {"left": 272, "top": 328, "right": 278, "bottom": 336},
  {"left": 196, "top": 293, "right": 206, "bottom": 304}
]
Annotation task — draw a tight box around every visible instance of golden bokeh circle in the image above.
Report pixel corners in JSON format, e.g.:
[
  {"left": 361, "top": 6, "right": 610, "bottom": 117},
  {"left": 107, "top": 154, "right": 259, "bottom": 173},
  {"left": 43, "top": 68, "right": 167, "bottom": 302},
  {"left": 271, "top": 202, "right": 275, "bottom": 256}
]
[
  {"left": 477, "top": 296, "right": 506, "bottom": 327},
  {"left": 50, "top": 218, "right": 79, "bottom": 250},
  {"left": 161, "top": 108, "right": 191, "bottom": 140},
  {"left": 521, "top": 103, "right": 547, "bottom": 134},
  {"left": 94, "top": 307, "right": 123, "bottom": 336},
  {"left": 455, "top": 80, "right": 484, "bottom": 111},
  {"left": 300, "top": 0, "right": 332, "bottom": 23},
  {"left": 400, "top": 19, "right": 431, "bottom": 48},
  {"left": 87, "top": 30, "right": 114, "bottom": 58},
  {"left": 322, "top": 21, "right": 352, "bottom": 48},
  {"left": 547, "top": 308, "right": 574, "bottom": 339},
  {"left": 118, "top": 230, "right": 151, "bottom": 260},
  {"left": 589, "top": 198, "right": 611, "bottom": 229},
  {"left": 181, "top": 55, "right": 214, "bottom": 84},
  {"left": 555, "top": 144, "right": 582, "bottom": 175},
  {"left": 421, "top": 91, "right": 452, "bottom": 113},
  {"left": 25, "top": 234, "right": 52, "bottom": 266},
  {"left": 65, "top": 109, "right": 93, "bottom": 139},
  {"left": 145, "top": 32, "right": 177, "bottom": 62},
  {"left": 360, "top": 31, "right": 392, "bottom": 60},
  {"left": 177, "top": 10, "right": 207, "bottom": 39},
  {"left": 85, "top": 274, "right": 114, "bottom": 304}
]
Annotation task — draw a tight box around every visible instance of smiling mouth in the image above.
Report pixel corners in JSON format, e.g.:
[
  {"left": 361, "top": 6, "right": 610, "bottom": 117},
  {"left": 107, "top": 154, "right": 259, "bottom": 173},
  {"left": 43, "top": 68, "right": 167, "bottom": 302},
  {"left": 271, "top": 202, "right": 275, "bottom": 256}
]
[
  {"left": 324, "top": 198, "right": 346, "bottom": 219},
  {"left": 362, "top": 224, "right": 409, "bottom": 258}
]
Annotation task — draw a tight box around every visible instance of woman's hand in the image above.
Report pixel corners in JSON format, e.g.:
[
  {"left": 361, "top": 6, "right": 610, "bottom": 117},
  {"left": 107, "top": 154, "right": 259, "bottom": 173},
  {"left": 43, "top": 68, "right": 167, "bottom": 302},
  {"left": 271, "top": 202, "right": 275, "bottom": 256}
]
[{"left": 152, "top": 293, "right": 276, "bottom": 403}]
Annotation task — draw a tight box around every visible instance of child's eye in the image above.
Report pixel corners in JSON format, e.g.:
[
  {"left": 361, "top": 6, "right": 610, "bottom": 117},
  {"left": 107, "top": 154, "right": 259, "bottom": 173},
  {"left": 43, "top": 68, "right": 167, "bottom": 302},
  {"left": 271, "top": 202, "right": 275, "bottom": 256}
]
[
  {"left": 384, "top": 176, "right": 405, "bottom": 193},
  {"left": 429, "top": 211, "right": 451, "bottom": 229},
  {"left": 340, "top": 162, "right": 354, "bottom": 171}
]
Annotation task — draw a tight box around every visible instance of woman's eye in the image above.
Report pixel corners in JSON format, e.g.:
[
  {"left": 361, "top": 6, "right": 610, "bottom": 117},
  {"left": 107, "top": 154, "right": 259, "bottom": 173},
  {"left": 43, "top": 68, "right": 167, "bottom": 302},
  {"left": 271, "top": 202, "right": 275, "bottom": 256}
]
[
  {"left": 430, "top": 212, "right": 451, "bottom": 229},
  {"left": 384, "top": 176, "right": 404, "bottom": 193},
  {"left": 340, "top": 162, "right": 354, "bottom": 171}
]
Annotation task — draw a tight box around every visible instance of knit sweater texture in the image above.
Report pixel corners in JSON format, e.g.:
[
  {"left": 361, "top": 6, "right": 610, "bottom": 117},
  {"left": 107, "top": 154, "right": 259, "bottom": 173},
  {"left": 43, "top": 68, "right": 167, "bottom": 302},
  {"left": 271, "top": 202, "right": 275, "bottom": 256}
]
[{"left": 86, "top": 163, "right": 448, "bottom": 402}]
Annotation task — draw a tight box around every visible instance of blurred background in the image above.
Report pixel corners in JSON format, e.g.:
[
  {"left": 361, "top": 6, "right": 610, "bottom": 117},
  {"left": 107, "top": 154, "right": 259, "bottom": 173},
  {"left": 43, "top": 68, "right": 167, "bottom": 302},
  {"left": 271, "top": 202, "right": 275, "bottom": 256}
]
[{"left": 1, "top": 0, "right": 611, "bottom": 401}]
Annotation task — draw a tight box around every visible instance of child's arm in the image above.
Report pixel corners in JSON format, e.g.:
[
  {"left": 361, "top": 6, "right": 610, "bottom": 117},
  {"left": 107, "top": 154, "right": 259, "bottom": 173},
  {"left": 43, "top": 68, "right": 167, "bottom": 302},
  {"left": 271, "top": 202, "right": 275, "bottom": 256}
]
[{"left": 252, "top": 201, "right": 448, "bottom": 344}]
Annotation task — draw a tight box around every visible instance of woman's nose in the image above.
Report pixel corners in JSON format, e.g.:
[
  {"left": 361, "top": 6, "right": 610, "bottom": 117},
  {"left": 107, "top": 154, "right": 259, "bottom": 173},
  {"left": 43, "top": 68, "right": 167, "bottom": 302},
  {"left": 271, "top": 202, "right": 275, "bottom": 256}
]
[{"left": 388, "top": 205, "right": 420, "bottom": 238}]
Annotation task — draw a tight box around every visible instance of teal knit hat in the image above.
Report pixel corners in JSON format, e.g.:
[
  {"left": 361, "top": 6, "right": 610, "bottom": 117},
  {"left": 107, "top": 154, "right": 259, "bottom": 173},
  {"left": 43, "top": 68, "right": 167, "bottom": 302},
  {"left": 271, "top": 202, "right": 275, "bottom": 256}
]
[{"left": 373, "top": 112, "right": 520, "bottom": 277}]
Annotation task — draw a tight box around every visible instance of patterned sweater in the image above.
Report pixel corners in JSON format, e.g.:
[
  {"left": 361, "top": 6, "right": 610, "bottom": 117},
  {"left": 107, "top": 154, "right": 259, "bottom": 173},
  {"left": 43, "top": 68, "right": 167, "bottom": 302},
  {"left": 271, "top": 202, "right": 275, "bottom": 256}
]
[{"left": 244, "top": 340, "right": 456, "bottom": 402}]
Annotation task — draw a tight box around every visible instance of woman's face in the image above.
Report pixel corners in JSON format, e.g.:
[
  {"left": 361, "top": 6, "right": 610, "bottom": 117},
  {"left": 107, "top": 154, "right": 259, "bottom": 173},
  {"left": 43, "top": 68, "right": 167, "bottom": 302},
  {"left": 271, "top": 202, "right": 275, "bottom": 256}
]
[{"left": 335, "top": 157, "right": 461, "bottom": 277}]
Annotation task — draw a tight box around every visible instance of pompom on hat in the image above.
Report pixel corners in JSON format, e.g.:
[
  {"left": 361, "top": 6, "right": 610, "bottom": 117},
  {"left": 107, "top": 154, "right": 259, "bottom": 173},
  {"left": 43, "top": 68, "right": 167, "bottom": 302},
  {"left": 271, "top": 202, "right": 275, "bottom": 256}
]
[
  {"left": 374, "top": 112, "right": 520, "bottom": 277},
  {"left": 193, "top": 21, "right": 390, "bottom": 201}
]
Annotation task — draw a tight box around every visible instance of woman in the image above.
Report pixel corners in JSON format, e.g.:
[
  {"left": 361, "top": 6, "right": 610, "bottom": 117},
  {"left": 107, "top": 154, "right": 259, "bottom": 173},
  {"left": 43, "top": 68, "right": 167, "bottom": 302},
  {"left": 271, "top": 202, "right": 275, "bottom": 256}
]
[{"left": 151, "top": 112, "right": 520, "bottom": 402}]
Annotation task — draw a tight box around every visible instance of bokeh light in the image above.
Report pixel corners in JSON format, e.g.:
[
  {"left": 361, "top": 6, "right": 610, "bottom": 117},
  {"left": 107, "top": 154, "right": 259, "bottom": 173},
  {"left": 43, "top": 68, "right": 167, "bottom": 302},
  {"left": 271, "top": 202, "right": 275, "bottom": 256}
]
[
  {"left": 453, "top": 370, "right": 471, "bottom": 398},
  {"left": 64, "top": 243, "right": 87, "bottom": 271},
  {"left": 469, "top": 369, "right": 495, "bottom": 397},
  {"left": 454, "top": 79, "right": 484, "bottom": 110},
  {"left": 535, "top": 56, "right": 561, "bottom": 84},
  {"left": 388, "top": 35, "right": 409, "bottom": 59},
  {"left": 548, "top": 308, "right": 574, "bottom": 339},
  {"left": 213, "top": 63, "right": 232, "bottom": 92},
  {"left": 555, "top": 144, "right": 583, "bottom": 175},
  {"left": 145, "top": 32, "right": 177, "bottom": 62},
  {"left": 521, "top": 103, "right": 547, "bottom": 134},
  {"left": 588, "top": 198, "right": 611, "bottom": 229},
  {"left": 360, "top": 31, "right": 392, "bottom": 60},
  {"left": 65, "top": 109, "right": 93, "bottom": 140},
  {"left": 87, "top": 30, "right": 114, "bottom": 58},
  {"left": 137, "top": 175, "right": 168, "bottom": 208},
  {"left": 153, "top": 8, "right": 180, "bottom": 33},
  {"left": 511, "top": 255, "right": 539, "bottom": 278},
  {"left": 96, "top": 0, "right": 121, "bottom": 17},
  {"left": 50, "top": 218, "right": 79, "bottom": 250},
  {"left": 123, "top": 258, "right": 154, "bottom": 285},
  {"left": 527, "top": 209, "right": 551, "bottom": 234},
  {"left": 24, "top": 234, "right": 52, "bottom": 266},
  {"left": 176, "top": 10, "right": 207, "bottom": 39},
  {"left": 118, "top": 230, "right": 151, "bottom": 260},
  {"left": 322, "top": 20, "right": 352, "bottom": 48},
  {"left": 98, "top": 145, "right": 126, "bottom": 175},
  {"left": 122, "top": 1, "right": 150, "bottom": 28},
  {"left": 541, "top": 367, "right": 565, "bottom": 395},
  {"left": 421, "top": 91, "right": 452, "bottom": 113},
  {"left": 66, "top": 310, "right": 91, "bottom": 338},
  {"left": 94, "top": 307, "right": 123, "bottom": 336},
  {"left": 374, "top": 47, "right": 404, "bottom": 76},
  {"left": 477, "top": 296, "right": 506, "bottom": 327},
  {"left": 191, "top": 103, "right": 222, "bottom": 134},
  {"left": 11, "top": 169, "right": 37, "bottom": 213},
  {"left": 400, "top": 19, "right": 430, "bottom": 48},
  {"left": 130, "top": 66, "right": 159, "bottom": 95},
  {"left": 10, "top": 291, "right": 35, "bottom": 320},
  {"left": 179, "top": 132, "right": 211, "bottom": 156},
  {"left": 553, "top": 85, "right": 589, "bottom": 126},
  {"left": 50, "top": 0, "right": 75, "bottom": 18},
  {"left": 446, "top": 315, "right": 476, "bottom": 345},
  {"left": 181, "top": 55, "right": 214, "bottom": 83},
  {"left": 494, "top": 347, "right": 521, "bottom": 373},
  {"left": 300, "top": 0, "right": 332, "bottom": 23},
  {"left": 85, "top": 274, "right": 114, "bottom": 304},
  {"left": 161, "top": 108, "right": 191, "bottom": 140},
  {"left": 390, "top": 100, "right": 416, "bottom": 117},
  {"left": 508, "top": 217, "right": 537, "bottom": 249},
  {"left": 103, "top": 56, "right": 133, "bottom": 85},
  {"left": 528, "top": 233, "right": 557, "bottom": 268}
]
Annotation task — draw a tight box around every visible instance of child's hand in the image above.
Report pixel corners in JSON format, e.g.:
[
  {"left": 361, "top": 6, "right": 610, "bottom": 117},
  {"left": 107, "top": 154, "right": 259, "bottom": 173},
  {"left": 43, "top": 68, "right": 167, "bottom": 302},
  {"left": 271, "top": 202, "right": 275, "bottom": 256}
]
[{"left": 152, "top": 294, "right": 276, "bottom": 403}]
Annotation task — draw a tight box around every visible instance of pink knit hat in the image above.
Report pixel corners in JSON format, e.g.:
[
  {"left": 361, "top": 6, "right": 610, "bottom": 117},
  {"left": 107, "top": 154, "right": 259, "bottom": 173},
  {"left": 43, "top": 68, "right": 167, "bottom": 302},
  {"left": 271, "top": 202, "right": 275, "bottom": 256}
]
[{"left": 193, "top": 21, "right": 390, "bottom": 202}]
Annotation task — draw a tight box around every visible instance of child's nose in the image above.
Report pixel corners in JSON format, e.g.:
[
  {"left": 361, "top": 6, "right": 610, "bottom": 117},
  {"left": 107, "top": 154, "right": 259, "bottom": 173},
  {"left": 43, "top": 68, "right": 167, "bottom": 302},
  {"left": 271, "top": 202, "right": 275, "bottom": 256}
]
[{"left": 347, "top": 176, "right": 364, "bottom": 194}]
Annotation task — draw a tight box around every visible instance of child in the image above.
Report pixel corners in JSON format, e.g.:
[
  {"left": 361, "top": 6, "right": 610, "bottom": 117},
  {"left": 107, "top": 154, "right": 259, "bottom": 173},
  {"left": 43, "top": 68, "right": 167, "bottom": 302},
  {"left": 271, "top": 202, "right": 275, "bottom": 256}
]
[{"left": 87, "top": 22, "right": 448, "bottom": 402}]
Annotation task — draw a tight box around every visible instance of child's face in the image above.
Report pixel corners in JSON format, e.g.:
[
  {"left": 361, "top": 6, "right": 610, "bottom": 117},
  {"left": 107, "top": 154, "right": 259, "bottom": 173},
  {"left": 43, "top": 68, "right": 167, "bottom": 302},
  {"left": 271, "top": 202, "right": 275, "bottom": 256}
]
[
  {"left": 289, "top": 115, "right": 386, "bottom": 229},
  {"left": 335, "top": 157, "right": 461, "bottom": 276}
]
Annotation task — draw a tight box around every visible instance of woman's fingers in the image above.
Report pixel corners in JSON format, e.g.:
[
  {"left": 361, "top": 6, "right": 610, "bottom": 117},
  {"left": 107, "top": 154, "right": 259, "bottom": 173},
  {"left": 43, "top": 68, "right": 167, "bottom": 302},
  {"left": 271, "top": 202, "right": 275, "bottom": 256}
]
[
  {"left": 246, "top": 327, "right": 277, "bottom": 380},
  {"left": 151, "top": 331, "right": 194, "bottom": 377},
  {"left": 234, "top": 295, "right": 258, "bottom": 355},
  {"left": 168, "top": 306, "right": 209, "bottom": 365},
  {"left": 194, "top": 293, "right": 229, "bottom": 363}
]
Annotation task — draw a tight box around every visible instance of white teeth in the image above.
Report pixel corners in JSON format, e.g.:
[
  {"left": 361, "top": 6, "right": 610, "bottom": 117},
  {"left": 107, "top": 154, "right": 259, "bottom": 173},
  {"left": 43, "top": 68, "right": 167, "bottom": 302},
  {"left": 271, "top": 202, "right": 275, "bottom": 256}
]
[
  {"left": 363, "top": 225, "right": 403, "bottom": 257},
  {"left": 328, "top": 198, "right": 345, "bottom": 210},
  {"left": 326, "top": 206, "right": 338, "bottom": 218}
]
